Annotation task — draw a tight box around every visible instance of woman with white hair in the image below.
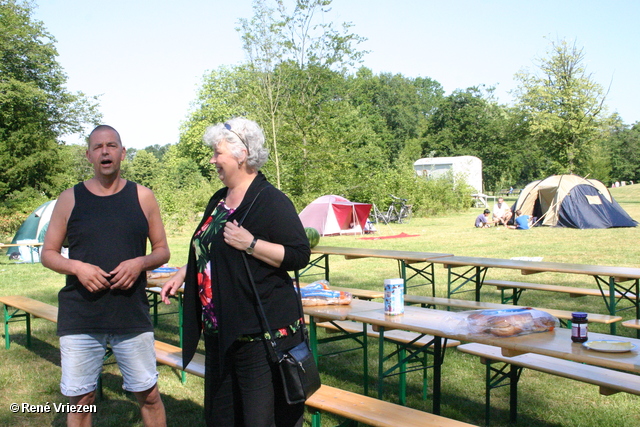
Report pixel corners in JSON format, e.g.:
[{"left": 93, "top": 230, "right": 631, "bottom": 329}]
[{"left": 161, "top": 117, "right": 310, "bottom": 426}]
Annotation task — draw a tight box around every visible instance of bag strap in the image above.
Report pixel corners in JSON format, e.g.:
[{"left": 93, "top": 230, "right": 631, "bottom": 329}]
[
  {"left": 241, "top": 252, "right": 280, "bottom": 363},
  {"left": 236, "top": 188, "right": 280, "bottom": 362},
  {"left": 237, "top": 188, "right": 264, "bottom": 226},
  {"left": 237, "top": 188, "right": 307, "bottom": 362}
]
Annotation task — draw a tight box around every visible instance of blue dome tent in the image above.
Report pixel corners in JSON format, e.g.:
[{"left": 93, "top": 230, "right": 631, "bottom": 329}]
[{"left": 513, "top": 175, "right": 636, "bottom": 229}]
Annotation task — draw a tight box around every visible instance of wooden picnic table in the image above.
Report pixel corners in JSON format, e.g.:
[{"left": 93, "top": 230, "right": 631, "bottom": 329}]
[
  {"left": 343, "top": 302, "right": 640, "bottom": 415},
  {"left": 433, "top": 255, "right": 640, "bottom": 335},
  {"left": 297, "top": 246, "right": 453, "bottom": 295}
]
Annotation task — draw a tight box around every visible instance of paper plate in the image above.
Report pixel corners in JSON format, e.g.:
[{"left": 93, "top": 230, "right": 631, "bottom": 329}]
[{"left": 582, "top": 340, "right": 636, "bottom": 353}]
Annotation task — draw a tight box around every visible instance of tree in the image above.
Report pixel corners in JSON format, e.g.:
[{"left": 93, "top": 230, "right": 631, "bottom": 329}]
[
  {"left": 512, "top": 39, "right": 610, "bottom": 175},
  {"left": 348, "top": 69, "right": 444, "bottom": 162},
  {"left": 0, "top": 0, "right": 101, "bottom": 201},
  {"left": 238, "top": 0, "right": 288, "bottom": 188},
  {"left": 606, "top": 119, "right": 640, "bottom": 183},
  {"left": 237, "top": 0, "right": 367, "bottom": 189},
  {"left": 425, "top": 87, "right": 514, "bottom": 191},
  {"left": 178, "top": 66, "right": 248, "bottom": 178},
  {"left": 123, "top": 150, "right": 159, "bottom": 188}
]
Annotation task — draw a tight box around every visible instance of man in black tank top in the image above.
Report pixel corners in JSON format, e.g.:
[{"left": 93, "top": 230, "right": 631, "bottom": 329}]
[{"left": 42, "top": 125, "right": 170, "bottom": 427}]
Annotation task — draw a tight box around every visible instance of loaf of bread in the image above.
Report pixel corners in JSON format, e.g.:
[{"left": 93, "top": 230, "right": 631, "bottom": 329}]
[{"left": 467, "top": 308, "right": 557, "bottom": 337}]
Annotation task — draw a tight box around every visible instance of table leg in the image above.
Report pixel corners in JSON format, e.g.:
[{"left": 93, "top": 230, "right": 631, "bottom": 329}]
[
  {"left": 432, "top": 336, "right": 441, "bottom": 415},
  {"left": 25, "top": 312, "right": 31, "bottom": 348},
  {"left": 399, "top": 261, "right": 436, "bottom": 296},
  {"left": 609, "top": 276, "right": 617, "bottom": 335},
  {"left": 377, "top": 327, "right": 385, "bottom": 400},
  {"left": 447, "top": 265, "right": 487, "bottom": 301},
  {"left": 309, "top": 317, "right": 318, "bottom": 363},
  {"left": 296, "top": 254, "right": 330, "bottom": 283},
  {"left": 362, "top": 323, "right": 368, "bottom": 396},
  {"left": 594, "top": 275, "right": 640, "bottom": 336},
  {"left": 636, "top": 279, "right": 640, "bottom": 339},
  {"left": 3, "top": 304, "right": 9, "bottom": 349},
  {"left": 398, "top": 346, "right": 407, "bottom": 405},
  {"left": 178, "top": 293, "right": 186, "bottom": 384}
]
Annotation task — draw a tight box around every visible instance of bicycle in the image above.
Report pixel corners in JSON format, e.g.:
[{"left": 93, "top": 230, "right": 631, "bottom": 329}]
[{"left": 370, "top": 195, "right": 413, "bottom": 225}]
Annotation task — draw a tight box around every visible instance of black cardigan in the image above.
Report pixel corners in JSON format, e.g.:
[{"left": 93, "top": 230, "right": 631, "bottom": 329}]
[{"left": 182, "top": 172, "right": 311, "bottom": 366}]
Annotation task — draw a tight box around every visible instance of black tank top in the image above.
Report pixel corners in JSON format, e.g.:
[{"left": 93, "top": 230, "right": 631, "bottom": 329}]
[{"left": 57, "top": 180, "right": 153, "bottom": 336}]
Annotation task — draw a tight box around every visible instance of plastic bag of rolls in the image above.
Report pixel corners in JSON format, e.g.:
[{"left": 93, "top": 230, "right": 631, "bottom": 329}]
[{"left": 466, "top": 308, "right": 559, "bottom": 337}]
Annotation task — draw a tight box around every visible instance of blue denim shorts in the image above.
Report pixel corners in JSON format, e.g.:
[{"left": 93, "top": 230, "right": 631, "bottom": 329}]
[{"left": 59, "top": 332, "right": 158, "bottom": 396}]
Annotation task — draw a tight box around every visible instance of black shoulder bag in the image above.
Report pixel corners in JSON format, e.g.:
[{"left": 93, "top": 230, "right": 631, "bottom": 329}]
[{"left": 238, "top": 190, "right": 321, "bottom": 404}]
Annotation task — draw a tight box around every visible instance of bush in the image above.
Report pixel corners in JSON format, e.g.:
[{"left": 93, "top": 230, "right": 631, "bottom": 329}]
[{"left": 343, "top": 166, "right": 473, "bottom": 217}]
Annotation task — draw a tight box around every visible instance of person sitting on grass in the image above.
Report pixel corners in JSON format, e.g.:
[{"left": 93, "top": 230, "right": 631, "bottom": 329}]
[
  {"left": 475, "top": 209, "right": 493, "bottom": 228},
  {"left": 492, "top": 197, "right": 512, "bottom": 226},
  {"left": 508, "top": 210, "right": 532, "bottom": 230}
]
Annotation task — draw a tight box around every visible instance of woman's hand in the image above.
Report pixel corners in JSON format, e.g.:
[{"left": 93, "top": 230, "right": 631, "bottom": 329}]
[
  {"left": 223, "top": 220, "right": 253, "bottom": 251},
  {"left": 224, "top": 220, "right": 286, "bottom": 267},
  {"left": 160, "top": 265, "right": 187, "bottom": 304}
]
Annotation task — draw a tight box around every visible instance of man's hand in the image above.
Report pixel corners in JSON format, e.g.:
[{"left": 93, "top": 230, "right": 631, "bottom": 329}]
[
  {"left": 109, "top": 258, "right": 145, "bottom": 290},
  {"left": 75, "top": 262, "right": 112, "bottom": 293}
]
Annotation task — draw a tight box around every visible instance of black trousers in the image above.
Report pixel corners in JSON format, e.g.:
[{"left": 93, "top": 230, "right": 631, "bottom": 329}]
[{"left": 204, "top": 330, "right": 304, "bottom": 427}]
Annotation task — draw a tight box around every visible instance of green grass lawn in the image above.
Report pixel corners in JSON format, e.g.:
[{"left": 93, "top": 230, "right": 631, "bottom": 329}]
[{"left": 1, "top": 185, "right": 640, "bottom": 426}]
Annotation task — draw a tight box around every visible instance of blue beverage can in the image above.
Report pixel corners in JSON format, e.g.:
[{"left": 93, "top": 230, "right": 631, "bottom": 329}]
[{"left": 384, "top": 278, "right": 404, "bottom": 315}]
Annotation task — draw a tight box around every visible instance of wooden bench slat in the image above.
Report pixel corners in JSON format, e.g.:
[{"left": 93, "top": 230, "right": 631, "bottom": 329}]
[
  {"left": 622, "top": 319, "right": 640, "bottom": 330},
  {"left": 0, "top": 295, "right": 58, "bottom": 323},
  {"left": 458, "top": 343, "right": 640, "bottom": 396},
  {"left": 306, "top": 384, "right": 476, "bottom": 427},
  {"left": 154, "top": 340, "right": 205, "bottom": 377},
  {"left": 484, "top": 279, "right": 638, "bottom": 300},
  {"left": 403, "top": 294, "right": 621, "bottom": 324}
]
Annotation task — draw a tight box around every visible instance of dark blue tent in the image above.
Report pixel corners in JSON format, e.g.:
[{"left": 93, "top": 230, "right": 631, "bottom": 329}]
[
  {"left": 514, "top": 175, "right": 637, "bottom": 229},
  {"left": 557, "top": 184, "right": 637, "bottom": 228}
]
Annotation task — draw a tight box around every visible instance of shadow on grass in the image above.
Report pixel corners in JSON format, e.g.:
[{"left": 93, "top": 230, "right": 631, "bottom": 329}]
[{"left": 8, "top": 334, "right": 61, "bottom": 367}]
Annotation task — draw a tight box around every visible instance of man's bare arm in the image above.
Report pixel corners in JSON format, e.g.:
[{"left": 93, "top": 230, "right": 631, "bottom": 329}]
[{"left": 41, "top": 188, "right": 112, "bottom": 292}]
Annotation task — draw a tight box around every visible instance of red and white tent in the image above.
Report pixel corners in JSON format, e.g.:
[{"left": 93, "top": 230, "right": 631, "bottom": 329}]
[{"left": 299, "top": 195, "right": 372, "bottom": 236}]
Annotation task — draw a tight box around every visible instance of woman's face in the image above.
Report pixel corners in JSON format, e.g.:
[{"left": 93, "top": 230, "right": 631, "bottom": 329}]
[{"left": 210, "top": 139, "right": 239, "bottom": 186}]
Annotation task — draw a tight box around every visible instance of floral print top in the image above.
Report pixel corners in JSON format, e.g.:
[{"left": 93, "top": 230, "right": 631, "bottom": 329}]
[
  {"left": 193, "top": 198, "right": 302, "bottom": 339},
  {"left": 193, "top": 199, "right": 232, "bottom": 332}
]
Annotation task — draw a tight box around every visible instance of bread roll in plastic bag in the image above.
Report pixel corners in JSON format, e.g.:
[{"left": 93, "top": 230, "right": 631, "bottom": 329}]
[{"left": 466, "top": 307, "right": 559, "bottom": 337}]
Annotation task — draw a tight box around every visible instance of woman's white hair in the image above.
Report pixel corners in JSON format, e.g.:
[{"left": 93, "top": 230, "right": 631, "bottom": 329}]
[{"left": 203, "top": 117, "right": 269, "bottom": 170}]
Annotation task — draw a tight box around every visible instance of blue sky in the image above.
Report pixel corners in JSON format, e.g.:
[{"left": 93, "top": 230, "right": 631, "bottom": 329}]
[{"left": 33, "top": 0, "right": 640, "bottom": 149}]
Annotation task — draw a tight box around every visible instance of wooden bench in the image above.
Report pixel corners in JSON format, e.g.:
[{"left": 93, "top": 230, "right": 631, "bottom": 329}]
[
  {"left": 458, "top": 342, "right": 640, "bottom": 425},
  {"left": 316, "top": 319, "right": 460, "bottom": 402},
  {"left": 154, "top": 340, "right": 476, "bottom": 427},
  {"left": 483, "top": 279, "right": 638, "bottom": 305},
  {"left": 622, "top": 319, "right": 640, "bottom": 330},
  {"left": 403, "top": 294, "right": 622, "bottom": 326},
  {"left": 0, "top": 295, "right": 58, "bottom": 349}
]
